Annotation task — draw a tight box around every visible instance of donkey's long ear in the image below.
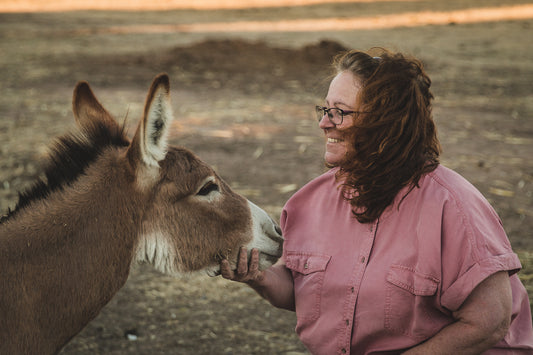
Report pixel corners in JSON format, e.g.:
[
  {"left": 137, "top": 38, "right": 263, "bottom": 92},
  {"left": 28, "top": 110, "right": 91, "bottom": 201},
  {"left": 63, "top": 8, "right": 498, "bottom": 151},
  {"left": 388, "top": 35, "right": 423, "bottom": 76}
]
[
  {"left": 72, "top": 81, "right": 118, "bottom": 132},
  {"left": 128, "top": 73, "right": 173, "bottom": 176}
]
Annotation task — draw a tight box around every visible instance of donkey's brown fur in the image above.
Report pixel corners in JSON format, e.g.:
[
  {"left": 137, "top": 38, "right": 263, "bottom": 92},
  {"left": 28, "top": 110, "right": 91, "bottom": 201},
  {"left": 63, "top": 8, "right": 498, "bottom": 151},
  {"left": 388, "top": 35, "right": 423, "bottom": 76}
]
[{"left": 0, "top": 74, "right": 283, "bottom": 354}]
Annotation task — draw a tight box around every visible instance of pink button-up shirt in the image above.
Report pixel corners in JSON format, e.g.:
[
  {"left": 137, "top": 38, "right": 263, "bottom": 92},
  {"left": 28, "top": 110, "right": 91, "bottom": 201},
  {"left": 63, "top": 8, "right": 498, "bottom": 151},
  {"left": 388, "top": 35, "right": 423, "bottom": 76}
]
[{"left": 280, "top": 165, "right": 533, "bottom": 355}]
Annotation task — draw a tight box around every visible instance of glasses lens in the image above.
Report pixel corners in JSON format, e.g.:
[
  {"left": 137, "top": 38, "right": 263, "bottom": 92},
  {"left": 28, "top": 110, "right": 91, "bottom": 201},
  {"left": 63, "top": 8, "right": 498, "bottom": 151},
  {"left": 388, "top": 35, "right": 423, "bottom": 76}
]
[
  {"left": 315, "top": 106, "right": 344, "bottom": 125},
  {"left": 330, "top": 108, "right": 343, "bottom": 125}
]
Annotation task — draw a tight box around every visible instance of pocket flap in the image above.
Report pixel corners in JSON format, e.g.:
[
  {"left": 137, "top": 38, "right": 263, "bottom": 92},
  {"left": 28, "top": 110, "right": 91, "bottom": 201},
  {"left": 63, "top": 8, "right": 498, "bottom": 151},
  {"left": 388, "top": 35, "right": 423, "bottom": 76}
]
[
  {"left": 285, "top": 252, "right": 331, "bottom": 275},
  {"left": 386, "top": 265, "right": 439, "bottom": 296}
]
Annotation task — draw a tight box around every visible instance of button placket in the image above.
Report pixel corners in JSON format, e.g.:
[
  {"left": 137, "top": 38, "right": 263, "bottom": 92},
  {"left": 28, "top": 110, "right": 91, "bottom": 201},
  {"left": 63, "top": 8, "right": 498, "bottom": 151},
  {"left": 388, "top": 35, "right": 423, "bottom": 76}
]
[{"left": 345, "top": 219, "right": 377, "bottom": 353}]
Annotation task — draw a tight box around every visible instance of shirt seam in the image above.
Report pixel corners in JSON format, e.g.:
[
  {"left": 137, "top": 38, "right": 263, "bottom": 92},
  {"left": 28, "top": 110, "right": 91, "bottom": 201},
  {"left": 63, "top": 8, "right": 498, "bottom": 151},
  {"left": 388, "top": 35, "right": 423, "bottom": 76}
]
[{"left": 426, "top": 170, "right": 481, "bottom": 264}]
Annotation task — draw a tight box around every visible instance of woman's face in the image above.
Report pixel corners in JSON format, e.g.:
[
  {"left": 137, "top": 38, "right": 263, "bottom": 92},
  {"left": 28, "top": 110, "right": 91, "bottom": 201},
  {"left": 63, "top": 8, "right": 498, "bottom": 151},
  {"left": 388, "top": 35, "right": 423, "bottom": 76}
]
[{"left": 319, "top": 70, "right": 361, "bottom": 166}]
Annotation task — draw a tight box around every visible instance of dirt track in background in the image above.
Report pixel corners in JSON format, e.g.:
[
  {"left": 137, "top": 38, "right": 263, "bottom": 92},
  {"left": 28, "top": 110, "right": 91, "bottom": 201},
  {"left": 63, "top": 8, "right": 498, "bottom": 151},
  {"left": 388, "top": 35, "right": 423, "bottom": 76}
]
[{"left": 1, "top": 0, "right": 532, "bottom": 353}]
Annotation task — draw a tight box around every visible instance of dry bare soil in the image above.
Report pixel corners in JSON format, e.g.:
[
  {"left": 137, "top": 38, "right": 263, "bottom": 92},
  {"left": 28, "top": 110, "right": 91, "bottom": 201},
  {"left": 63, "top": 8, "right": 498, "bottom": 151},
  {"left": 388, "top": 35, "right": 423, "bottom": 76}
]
[{"left": 1, "top": 0, "right": 532, "bottom": 354}]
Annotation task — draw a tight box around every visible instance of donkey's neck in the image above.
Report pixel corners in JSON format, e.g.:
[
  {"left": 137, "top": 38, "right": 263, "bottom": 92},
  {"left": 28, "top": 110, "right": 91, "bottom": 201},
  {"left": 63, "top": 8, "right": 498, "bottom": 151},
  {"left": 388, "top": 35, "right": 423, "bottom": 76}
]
[
  {"left": 2, "top": 154, "right": 140, "bottom": 253},
  {"left": 0, "top": 154, "right": 144, "bottom": 354}
]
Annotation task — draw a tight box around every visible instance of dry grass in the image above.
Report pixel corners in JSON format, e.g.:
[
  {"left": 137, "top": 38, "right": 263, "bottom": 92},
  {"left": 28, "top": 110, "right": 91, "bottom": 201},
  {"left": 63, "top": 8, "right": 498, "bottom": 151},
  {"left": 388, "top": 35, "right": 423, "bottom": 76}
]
[{"left": 0, "top": 0, "right": 419, "bottom": 12}]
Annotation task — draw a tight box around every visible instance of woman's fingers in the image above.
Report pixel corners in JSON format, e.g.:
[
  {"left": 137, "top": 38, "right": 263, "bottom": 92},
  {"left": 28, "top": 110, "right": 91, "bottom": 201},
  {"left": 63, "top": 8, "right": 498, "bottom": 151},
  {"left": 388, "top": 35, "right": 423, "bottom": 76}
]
[
  {"left": 236, "top": 247, "right": 249, "bottom": 277},
  {"left": 220, "top": 259, "right": 234, "bottom": 279},
  {"left": 248, "top": 248, "right": 260, "bottom": 274},
  {"left": 220, "top": 247, "right": 262, "bottom": 283}
]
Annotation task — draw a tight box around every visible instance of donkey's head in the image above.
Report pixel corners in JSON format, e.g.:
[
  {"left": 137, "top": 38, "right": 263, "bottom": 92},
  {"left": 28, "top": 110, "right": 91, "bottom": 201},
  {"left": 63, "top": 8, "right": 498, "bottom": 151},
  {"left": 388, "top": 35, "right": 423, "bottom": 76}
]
[{"left": 72, "top": 74, "right": 283, "bottom": 276}]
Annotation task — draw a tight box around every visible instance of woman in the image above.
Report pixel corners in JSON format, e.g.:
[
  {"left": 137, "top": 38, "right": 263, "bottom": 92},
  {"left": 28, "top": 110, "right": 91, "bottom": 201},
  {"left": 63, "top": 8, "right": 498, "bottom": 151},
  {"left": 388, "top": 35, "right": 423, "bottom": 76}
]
[{"left": 220, "top": 49, "right": 533, "bottom": 354}]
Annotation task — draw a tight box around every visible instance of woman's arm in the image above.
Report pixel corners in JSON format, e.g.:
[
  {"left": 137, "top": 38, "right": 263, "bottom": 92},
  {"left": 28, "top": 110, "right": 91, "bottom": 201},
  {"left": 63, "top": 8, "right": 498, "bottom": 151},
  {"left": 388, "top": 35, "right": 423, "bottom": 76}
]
[
  {"left": 220, "top": 248, "right": 295, "bottom": 311},
  {"left": 404, "top": 271, "right": 512, "bottom": 354}
]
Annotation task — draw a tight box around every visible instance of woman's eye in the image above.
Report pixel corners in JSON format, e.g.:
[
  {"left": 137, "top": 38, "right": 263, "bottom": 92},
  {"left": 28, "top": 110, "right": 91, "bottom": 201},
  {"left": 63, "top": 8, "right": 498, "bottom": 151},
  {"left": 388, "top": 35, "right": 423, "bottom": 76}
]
[{"left": 197, "top": 181, "right": 219, "bottom": 196}]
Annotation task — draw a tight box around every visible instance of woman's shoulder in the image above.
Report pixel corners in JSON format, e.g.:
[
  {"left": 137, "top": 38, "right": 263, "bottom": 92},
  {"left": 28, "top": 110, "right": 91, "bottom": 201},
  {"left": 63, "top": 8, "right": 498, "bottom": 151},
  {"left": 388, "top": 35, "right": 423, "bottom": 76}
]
[
  {"left": 423, "top": 165, "right": 485, "bottom": 201},
  {"left": 418, "top": 165, "right": 501, "bottom": 221}
]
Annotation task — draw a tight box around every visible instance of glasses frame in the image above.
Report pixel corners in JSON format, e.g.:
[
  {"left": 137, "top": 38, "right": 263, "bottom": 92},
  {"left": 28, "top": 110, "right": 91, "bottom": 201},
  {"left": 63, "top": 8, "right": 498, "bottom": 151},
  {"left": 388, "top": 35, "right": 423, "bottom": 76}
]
[{"left": 315, "top": 105, "right": 367, "bottom": 126}]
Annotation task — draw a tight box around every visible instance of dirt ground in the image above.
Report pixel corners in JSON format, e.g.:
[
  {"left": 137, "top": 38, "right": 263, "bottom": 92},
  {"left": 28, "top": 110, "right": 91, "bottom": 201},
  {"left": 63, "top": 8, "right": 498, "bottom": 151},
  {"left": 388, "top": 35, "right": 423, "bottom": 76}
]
[{"left": 1, "top": 0, "right": 532, "bottom": 354}]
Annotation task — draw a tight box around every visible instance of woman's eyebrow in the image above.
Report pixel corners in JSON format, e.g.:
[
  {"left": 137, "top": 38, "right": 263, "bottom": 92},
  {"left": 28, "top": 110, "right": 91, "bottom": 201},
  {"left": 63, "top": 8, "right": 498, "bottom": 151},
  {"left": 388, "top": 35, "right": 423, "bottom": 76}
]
[{"left": 325, "top": 100, "right": 351, "bottom": 108}]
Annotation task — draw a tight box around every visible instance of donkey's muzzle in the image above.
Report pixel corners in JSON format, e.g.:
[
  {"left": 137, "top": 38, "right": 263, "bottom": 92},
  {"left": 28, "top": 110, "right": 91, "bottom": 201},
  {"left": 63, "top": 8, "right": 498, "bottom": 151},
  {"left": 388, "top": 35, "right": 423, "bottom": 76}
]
[{"left": 247, "top": 201, "right": 284, "bottom": 270}]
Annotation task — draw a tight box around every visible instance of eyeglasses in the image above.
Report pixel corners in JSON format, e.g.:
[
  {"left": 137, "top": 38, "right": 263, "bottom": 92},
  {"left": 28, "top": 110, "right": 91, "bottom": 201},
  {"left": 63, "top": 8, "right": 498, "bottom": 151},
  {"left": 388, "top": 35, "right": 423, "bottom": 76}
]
[{"left": 315, "top": 105, "right": 366, "bottom": 125}]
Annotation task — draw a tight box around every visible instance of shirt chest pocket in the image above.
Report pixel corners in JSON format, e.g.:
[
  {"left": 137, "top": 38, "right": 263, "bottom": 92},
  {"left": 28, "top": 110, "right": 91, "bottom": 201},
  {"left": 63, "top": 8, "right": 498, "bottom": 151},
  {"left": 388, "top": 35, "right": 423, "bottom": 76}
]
[
  {"left": 285, "top": 252, "right": 331, "bottom": 321},
  {"left": 385, "top": 265, "right": 443, "bottom": 340}
]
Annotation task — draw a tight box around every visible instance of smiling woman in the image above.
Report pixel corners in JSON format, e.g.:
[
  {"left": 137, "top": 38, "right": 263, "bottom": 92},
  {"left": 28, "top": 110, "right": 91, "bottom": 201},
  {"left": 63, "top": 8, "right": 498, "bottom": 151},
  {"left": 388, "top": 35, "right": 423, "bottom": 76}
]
[{"left": 221, "top": 48, "right": 533, "bottom": 355}]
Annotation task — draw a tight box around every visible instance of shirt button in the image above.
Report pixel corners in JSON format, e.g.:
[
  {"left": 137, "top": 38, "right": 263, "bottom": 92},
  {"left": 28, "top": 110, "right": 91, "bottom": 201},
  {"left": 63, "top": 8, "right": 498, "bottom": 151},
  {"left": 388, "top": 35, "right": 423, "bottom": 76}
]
[
  {"left": 304, "top": 262, "right": 309, "bottom": 269},
  {"left": 360, "top": 256, "right": 366, "bottom": 263},
  {"left": 341, "top": 348, "right": 347, "bottom": 354},
  {"left": 345, "top": 319, "right": 350, "bottom": 326}
]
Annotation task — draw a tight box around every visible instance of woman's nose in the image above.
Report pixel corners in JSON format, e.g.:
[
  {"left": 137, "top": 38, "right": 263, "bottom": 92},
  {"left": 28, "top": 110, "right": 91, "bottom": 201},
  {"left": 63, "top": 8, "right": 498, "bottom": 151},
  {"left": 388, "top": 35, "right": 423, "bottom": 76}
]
[{"left": 319, "top": 114, "right": 335, "bottom": 129}]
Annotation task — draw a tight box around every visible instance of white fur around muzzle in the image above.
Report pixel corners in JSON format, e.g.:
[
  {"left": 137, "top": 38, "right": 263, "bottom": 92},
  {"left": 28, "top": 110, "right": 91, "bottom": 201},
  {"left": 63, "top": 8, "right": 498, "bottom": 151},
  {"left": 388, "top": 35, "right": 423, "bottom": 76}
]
[{"left": 205, "top": 201, "right": 283, "bottom": 277}]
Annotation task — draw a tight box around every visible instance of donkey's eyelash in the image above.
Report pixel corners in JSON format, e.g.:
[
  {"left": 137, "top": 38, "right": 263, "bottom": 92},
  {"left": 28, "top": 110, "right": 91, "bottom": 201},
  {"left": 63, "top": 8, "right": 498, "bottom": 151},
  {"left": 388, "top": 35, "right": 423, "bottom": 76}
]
[
  {"left": 197, "top": 181, "right": 219, "bottom": 196},
  {"left": 195, "top": 176, "right": 220, "bottom": 197}
]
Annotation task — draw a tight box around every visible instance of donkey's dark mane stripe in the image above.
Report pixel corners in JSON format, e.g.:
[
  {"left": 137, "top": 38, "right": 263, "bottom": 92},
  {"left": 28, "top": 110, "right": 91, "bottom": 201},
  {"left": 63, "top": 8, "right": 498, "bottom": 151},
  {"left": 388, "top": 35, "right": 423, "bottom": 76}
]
[{"left": 0, "top": 121, "right": 129, "bottom": 223}]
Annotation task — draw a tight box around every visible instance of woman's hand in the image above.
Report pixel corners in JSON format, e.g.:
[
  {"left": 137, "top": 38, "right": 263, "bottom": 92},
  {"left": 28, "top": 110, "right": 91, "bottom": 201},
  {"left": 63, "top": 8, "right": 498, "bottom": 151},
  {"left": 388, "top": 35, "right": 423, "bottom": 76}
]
[
  {"left": 220, "top": 247, "right": 295, "bottom": 311},
  {"left": 220, "top": 247, "right": 264, "bottom": 284}
]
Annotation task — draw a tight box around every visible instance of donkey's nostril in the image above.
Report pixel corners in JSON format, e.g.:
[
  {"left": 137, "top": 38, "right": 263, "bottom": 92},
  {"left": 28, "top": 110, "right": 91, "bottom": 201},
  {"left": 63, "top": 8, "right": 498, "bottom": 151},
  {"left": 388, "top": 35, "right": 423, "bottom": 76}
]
[{"left": 269, "top": 217, "right": 282, "bottom": 236}]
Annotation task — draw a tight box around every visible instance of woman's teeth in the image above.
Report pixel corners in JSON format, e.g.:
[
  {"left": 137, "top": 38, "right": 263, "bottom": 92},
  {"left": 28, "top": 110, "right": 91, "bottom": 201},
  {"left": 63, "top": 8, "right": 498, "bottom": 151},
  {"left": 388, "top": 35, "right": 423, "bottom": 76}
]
[{"left": 328, "top": 138, "right": 343, "bottom": 143}]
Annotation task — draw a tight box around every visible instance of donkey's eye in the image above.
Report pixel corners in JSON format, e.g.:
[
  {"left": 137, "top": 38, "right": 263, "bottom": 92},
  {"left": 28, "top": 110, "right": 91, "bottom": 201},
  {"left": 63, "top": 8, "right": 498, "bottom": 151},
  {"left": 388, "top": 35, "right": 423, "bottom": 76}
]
[{"left": 197, "top": 181, "right": 219, "bottom": 196}]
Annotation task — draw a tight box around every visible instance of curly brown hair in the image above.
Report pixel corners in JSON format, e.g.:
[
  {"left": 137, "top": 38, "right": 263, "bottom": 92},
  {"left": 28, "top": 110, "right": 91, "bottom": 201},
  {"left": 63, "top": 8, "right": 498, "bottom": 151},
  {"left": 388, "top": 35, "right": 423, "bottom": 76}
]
[{"left": 332, "top": 49, "right": 441, "bottom": 223}]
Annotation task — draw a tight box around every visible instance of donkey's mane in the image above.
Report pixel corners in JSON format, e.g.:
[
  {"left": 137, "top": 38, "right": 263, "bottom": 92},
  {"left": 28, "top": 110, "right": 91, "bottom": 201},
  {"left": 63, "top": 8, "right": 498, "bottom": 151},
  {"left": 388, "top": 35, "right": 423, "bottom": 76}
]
[{"left": 0, "top": 121, "right": 129, "bottom": 224}]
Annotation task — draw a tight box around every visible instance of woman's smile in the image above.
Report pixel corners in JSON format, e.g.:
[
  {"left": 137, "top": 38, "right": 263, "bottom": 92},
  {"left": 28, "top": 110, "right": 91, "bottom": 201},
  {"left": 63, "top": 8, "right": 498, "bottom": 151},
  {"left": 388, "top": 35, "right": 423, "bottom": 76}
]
[{"left": 319, "top": 70, "right": 361, "bottom": 166}]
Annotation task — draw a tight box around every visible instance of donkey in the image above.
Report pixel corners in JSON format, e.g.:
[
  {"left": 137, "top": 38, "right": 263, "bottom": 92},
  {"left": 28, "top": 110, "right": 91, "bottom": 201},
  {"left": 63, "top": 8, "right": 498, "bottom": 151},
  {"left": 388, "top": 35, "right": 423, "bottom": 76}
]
[{"left": 0, "top": 73, "right": 283, "bottom": 354}]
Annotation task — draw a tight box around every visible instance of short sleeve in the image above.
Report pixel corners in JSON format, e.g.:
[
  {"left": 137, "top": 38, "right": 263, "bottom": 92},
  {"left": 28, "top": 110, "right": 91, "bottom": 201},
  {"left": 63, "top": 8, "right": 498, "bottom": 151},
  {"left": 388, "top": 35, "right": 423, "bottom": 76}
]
[{"left": 439, "top": 192, "right": 522, "bottom": 311}]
